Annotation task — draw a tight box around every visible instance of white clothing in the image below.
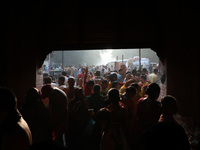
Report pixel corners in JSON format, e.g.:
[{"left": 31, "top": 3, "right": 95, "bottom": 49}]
[
  {"left": 148, "top": 73, "right": 158, "bottom": 83},
  {"left": 59, "top": 85, "right": 67, "bottom": 90}
]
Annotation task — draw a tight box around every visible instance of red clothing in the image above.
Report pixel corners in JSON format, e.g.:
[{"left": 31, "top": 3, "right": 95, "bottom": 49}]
[
  {"left": 83, "top": 83, "right": 93, "bottom": 97},
  {"left": 77, "top": 73, "right": 84, "bottom": 80}
]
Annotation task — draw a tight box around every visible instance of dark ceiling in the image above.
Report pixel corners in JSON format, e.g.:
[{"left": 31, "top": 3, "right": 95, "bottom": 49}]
[{"left": 44, "top": 0, "right": 160, "bottom": 50}]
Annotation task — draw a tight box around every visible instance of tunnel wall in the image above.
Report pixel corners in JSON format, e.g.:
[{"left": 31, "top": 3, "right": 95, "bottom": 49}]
[{"left": 1, "top": 0, "right": 199, "bottom": 124}]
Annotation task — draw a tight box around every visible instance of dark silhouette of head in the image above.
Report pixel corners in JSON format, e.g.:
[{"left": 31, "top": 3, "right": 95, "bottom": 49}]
[
  {"left": 93, "top": 84, "right": 101, "bottom": 93},
  {"left": 145, "top": 83, "right": 160, "bottom": 100},
  {"left": 49, "top": 88, "right": 67, "bottom": 113},
  {"left": 108, "top": 88, "right": 120, "bottom": 105},
  {"left": 26, "top": 87, "right": 41, "bottom": 104},
  {"left": 0, "top": 87, "right": 17, "bottom": 111},
  {"left": 0, "top": 87, "right": 19, "bottom": 124},
  {"left": 109, "top": 72, "right": 117, "bottom": 82},
  {"left": 161, "top": 95, "right": 178, "bottom": 116}
]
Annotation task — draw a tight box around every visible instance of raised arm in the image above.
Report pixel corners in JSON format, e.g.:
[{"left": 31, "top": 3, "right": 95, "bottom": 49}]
[{"left": 83, "top": 67, "right": 88, "bottom": 85}]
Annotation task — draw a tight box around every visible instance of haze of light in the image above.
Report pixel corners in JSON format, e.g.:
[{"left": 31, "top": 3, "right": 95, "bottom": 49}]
[{"left": 99, "top": 49, "right": 114, "bottom": 65}]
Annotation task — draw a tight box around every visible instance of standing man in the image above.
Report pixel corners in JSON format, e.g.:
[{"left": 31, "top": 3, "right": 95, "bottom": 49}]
[
  {"left": 58, "top": 76, "right": 67, "bottom": 90},
  {"left": 62, "top": 71, "right": 69, "bottom": 86},
  {"left": 117, "top": 69, "right": 124, "bottom": 82},
  {"left": 148, "top": 69, "right": 158, "bottom": 83},
  {"left": 76, "top": 67, "right": 86, "bottom": 86}
]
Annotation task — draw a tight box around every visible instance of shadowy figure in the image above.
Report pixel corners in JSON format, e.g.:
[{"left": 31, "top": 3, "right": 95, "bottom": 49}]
[
  {"left": 41, "top": 84, "right": 53, "bottom": 107},
  {"left": 121, "top": 86, "right": 137, "bottom": 138},
  {"left": 68, "top": 88, "right": 90, "bottom": 150},
  {"left": 142, "top": 95, "right": 190, "bottom": 150},
  {"left": 132, "top": 83, "right": 161, "bottom": 150},
  {"left": 106, "top": 88, "right": 129, "bottom": 139},
  {"left": 100, "top": 79, "right": 109, "bottom": 97},
  {"left": 107, "top": 72, "right": 117, "bottom": 90},
  {"left": 94, "top": 108, "right": 128, "bottom": 150},
  {"left": 0, "top": 87, "right": 32, "bottom": 150},
  {"left": 135, "top": 83, "right": 161, "bottom": 129},
  {"left": 86, "top": 84, "right": 106, "bottom": 114},
  {"left": 49, "top": 88, "right": 68, "bottom": 148},
  {"left": 63, "top": 77, "right": 77, "bottom": 107},
  {"left": 21, "top": 87, "right": 51, "bottom": 144}
]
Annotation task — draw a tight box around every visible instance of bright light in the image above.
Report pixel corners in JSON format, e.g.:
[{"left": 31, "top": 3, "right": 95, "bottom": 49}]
[{"left": 99, "top": 49, "right": 114, "bottom": 65}]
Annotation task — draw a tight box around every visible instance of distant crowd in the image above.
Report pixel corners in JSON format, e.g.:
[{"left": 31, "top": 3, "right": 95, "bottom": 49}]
[{"left": 0, "top": 65, "right": 198, "bottom": 150}]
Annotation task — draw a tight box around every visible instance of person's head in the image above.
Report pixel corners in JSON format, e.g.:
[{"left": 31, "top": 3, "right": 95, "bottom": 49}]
[
  {"left": 132, "top": 69, "right": 137, "bottom": 76},
  {"left": 95, "top": 108, "right": 110, "bottom": 128},
  {"left": 145, "top": 83, "right": 160, "bottom": 100},
  {"left": 140, "top": 74, "right": 147, "bottom": 83},
  {"left": 74, "top": 88, "right": 85, "bottom": 99},
  {"left": 0, "top": 87, "right": 17, "bottom": 110},
  {"left": 130, "top": 83, "right": 139, "bottom": 89},
  {"left": 77, "top": 78, "right": 83, "bottom": 87},
  {"left": 41, "top": 84, "right": 53, "bottom": 99},
  {"left": 109, "top": 72, "right": 117, "bottom": 82},
  {"left": 112, "top": 81, "right": 119, "bottom": 89},
  {"left": 44, "top": 76, "right": 52, "bottom": 84},
  {"left": 96, "top": 71, "right": 101, "bottom": 76},
  {"left": 68, "top": 77, "right": 75, "bottom": 87},
  {"left": 125, "top": 72, "right": 132, "bottom": 80},
  {"left": 101, "top": 79, "right": 109, "bottom": 90},
  {"left": 142, "top": 68, "right": 148, "bottom": 74},
  {"left": 161, "top": 95, "right": 178, "bottom": 116},
  {"left": 118, "top": 69, "right": 123, "bottom": 75},
  {"left": 125, "top": 86, "right": 136, "bottom": 98},
  {"left": 93, "top": 84, "right": 101, "bottom": 94},
  {"left": 49, "top": 88, "right": 67, "bottom": 113},
  {"left": 153, "top": 69, "right": 158, "bottom": 74},
  {"left": 62, "top": 71, "right": 67, "bottom": 76},
  {"left": 58, "top": 76, "right": 65, "bottom": 86},
  {"left": 26, "top": 87, "right": 41, "bottom": 104},
  {"left": 106, "top": 73, "right": 110, "bottom": 81},
  {"left": 0, "top": 87, "right": 18, "bottom": 124},
  {"left": 86, "top": 80, "right": 95, "bottom": 90},
  {"left": 43, "top": 73, "right": 49, "bottom": 78},
  {"left": 81, "top": 68, "right": 86, "bottom": 74},
  {"left": 108, "top": 88, "right": 120, "bottom": 105}
]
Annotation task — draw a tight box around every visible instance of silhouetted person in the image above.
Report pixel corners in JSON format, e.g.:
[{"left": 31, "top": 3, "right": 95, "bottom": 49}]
[
  {"left": 68, "top": 88, "right": 89, "bottom": 150},
  {"left": 84, "top": 80, "right": 95, "bottom": 97},
  {"left": 21, "top": 87, "right": 51, "bottom": 144},
  {"left": 58, "top": 76, "right": 66, "bottom": 90},
  {"left": 106, "top": 88, "right": 129, "bottom": 138},
  {"left": 121, "top": 86, "right": 137, "bottom": 137},
  {"left": 107, "top": 72, "right": 117, "bottom": 90},
  {"left": 148, "top": 69, "right": 158, "bottom": 83},
  {"left": 86, "top": 84, "right": 106, "bottom": 113},
  {"left": 0, "top": 87, "right": 32, "bottom": 150},
  {"left": 133, "top": 83, "right": 161, "bottom": 150},
  {"left": 49, "top": 88, "right": 68, "bottom": 147},
  {"left": 142, "top": 95, "right": 190, "bottom": 150},
  {"left": 63, "top": 77, "right": 77, "bottom": 107},
  {"left": 135, "top": 83, "right": 161, "bottom": 129},
  {"left": 41, "top": 84, "right": 53, "bottom": 107},
  {"left": 100, "top": 79, "right": 109, "bottom": 97},
  {"left": 94, "top": 108, "right": 127, "bottom": 150}
]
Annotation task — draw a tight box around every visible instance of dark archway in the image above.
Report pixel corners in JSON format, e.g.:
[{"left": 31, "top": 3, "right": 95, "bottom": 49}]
[{"left": 2, "top": 0, "right": 199, "bottom": 126}]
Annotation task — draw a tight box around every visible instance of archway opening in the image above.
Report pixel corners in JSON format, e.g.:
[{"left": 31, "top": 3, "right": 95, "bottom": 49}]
[{"left": 36, "top": 48, "right": 166, "bottom": 101}]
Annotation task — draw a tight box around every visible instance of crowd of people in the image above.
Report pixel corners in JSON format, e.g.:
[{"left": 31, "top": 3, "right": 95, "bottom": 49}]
[{"left": 1, "top": 65, "right": 198, "bottom": 150}]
